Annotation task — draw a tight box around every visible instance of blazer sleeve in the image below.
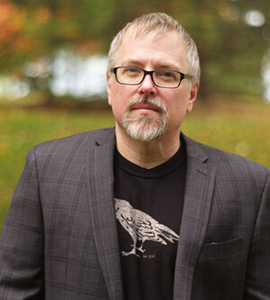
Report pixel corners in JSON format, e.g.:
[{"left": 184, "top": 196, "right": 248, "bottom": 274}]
[
  {"left": 244, "top": 170, "right": 270, "bottom": 299},
  {"left": 0, "top": 147, "right": 44, "bottom": 299}
]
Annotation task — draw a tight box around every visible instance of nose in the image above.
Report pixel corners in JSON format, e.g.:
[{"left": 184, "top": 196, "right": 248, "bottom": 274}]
[{"left": 138, "top": 74, "right": 156, "bottom": 96}]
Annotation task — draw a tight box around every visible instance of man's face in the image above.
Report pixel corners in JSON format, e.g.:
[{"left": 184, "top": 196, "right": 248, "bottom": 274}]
[{"left": 107, "top": 29, "right": 198, "bottom": 142}]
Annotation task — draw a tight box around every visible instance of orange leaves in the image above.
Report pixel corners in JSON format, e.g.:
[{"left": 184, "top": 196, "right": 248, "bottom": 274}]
[
  {"left": 0, "top": 0, "right": 26, "bottom": 43},
  {"left": 0, "top": 0, "right": 30, "bottom": 59},
  {"left": 35, "top": 7, "right": 51, "bottom": 24}
]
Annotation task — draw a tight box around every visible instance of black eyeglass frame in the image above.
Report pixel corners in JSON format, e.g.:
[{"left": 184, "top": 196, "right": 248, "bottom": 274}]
[{"left": 112, "top": 66, "right": 192, "bottom": 89}]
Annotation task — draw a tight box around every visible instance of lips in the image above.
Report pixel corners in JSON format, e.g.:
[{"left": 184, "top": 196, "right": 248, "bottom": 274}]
[{"left": 130, "top": 103, "right": 161, "bottom": 113}]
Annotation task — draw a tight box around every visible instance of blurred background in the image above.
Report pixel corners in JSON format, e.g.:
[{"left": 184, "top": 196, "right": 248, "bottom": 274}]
[
  {"left": 1, "top": 0, "right": 270, "bottom": 104},
  {"left": 0, "top": 0, "right": 270, "bottom": 231}
]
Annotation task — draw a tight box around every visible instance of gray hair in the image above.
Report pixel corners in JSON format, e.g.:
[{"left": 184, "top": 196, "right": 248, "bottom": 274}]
[{"left": 107, "top": 12, "right": 200, "bottom": 84}]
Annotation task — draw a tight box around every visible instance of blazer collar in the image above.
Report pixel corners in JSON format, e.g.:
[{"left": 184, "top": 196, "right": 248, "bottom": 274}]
[{"left": 173, "top": 133, "right": 216, "bottom": 300}]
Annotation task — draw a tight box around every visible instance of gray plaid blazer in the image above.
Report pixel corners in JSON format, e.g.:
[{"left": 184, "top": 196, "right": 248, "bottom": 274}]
[{"left": 0, "top": 128, "right": 270, "bottom": 299}]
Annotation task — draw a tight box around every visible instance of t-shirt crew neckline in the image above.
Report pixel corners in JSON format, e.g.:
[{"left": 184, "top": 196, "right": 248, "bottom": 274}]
[{"left": 114, "top": 141, "right": 186, "bottom": 179}]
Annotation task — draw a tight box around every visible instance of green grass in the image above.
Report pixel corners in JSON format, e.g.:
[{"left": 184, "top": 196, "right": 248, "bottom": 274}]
[
  {"left": 182, "top": 102, "right": 270, "bottom": 167},
  {"left": 1, "top": 102, "right": 270, "bottom": 232}
]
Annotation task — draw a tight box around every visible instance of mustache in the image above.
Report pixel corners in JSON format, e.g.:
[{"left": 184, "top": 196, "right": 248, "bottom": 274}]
[{"left": 126, "top": 96, "right": 168, "bottom": 114}]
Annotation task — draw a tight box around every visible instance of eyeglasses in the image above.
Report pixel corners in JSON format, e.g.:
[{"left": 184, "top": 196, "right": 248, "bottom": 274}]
[{"left": 112, "top": 66, "right": 192, "bottom": 89}]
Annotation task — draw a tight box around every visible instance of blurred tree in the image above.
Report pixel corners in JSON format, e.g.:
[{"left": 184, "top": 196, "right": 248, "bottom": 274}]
[
  {"left": 0, "top": 0, "right": 269, "bottom": 103},
  {"left": 165, "top": 0, "right": 269, "bottom": 98}
]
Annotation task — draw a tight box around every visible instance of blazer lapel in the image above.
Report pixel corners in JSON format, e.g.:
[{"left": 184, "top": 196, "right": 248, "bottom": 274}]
[
  {"left": 86, "top": 130, "right": 124, "bottom": 300},
  {"left": 173, "top": 135, "right": 216, "bottom": 300}
]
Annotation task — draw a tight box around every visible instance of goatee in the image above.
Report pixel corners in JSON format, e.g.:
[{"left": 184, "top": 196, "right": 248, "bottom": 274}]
[{"left": 122, "top": 96, "right": 169, "bottom": 142}]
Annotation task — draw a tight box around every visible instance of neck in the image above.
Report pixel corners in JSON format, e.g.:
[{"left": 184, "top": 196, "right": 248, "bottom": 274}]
[{"left": 115, "top": 125, "right": 181, "bottom": 169}]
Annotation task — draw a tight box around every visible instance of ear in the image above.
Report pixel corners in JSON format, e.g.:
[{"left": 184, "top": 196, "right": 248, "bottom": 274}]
[
  {"left": 186, "top": 82, "right": 199, "bottom": 113},
  {"left": 106, "top": 72, "right": 112, "bottom": 106}
]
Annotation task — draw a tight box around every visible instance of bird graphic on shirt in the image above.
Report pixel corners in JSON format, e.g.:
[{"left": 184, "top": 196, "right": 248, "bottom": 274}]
[{"left": 115, "top": 198, "right": 179, "bottom": 257}]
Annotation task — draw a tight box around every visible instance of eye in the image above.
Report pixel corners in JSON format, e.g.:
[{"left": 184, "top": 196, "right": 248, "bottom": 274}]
[
  {"left": 155, "top": 71, "right": 177, "bottom": 81},
  {"left": 164, "top": 72, "right": 176, "bottom": 78},
  {"left": 124, "top": 67, "right": 141, "bottom": 76}
]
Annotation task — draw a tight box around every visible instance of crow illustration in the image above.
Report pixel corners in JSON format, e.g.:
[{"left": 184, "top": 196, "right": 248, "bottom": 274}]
[{"left": 115, "top": 198, "right": 179, "bottom": 256}]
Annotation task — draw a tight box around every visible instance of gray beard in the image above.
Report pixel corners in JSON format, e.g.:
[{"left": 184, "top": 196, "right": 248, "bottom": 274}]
[{"left": 122, "top": 97, "right": 169, "bottom": 142}]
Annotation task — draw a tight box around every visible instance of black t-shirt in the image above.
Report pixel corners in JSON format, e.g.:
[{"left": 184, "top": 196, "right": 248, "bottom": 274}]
[{"left": 114, "top": 140, "right": 187, "bottom": 300}]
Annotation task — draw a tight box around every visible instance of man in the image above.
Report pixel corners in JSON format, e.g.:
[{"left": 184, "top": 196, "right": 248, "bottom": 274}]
[{"left": 0, "top": 12, "right": 270, "bottom": 300}]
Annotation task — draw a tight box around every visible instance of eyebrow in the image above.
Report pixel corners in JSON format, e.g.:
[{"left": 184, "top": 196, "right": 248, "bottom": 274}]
[
  {"left": 120, "top": 59, "right": 143, "bottom": 67},
  {"left": 120, "top": 59, "right": 180, "bottom": 71},
  {"left": 156, "top": 64, "right": 180, "bottom": 70}
]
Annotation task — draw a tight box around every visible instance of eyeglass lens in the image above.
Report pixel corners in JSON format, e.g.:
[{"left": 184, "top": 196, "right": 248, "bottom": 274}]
[{"left": 116, "top": 67, "right": 181, "bottom": 88}]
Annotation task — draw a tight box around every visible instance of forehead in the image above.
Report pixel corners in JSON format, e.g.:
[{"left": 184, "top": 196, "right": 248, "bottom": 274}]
[{"left": 116, "top": 29, "right": 187, "bottom": 70}]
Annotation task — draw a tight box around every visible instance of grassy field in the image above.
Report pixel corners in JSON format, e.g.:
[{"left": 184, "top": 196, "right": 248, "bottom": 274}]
[{"left": 0, "top": 101, "right": 270, "bottom": 232}]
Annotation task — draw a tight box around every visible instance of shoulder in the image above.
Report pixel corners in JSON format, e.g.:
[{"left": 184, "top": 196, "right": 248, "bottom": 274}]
[
  {"left": 26, "top": 127, "right": 115, "bottom": 163},
  {"left": 35, "top": 127, "right": 114, "bottom": 151}
]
